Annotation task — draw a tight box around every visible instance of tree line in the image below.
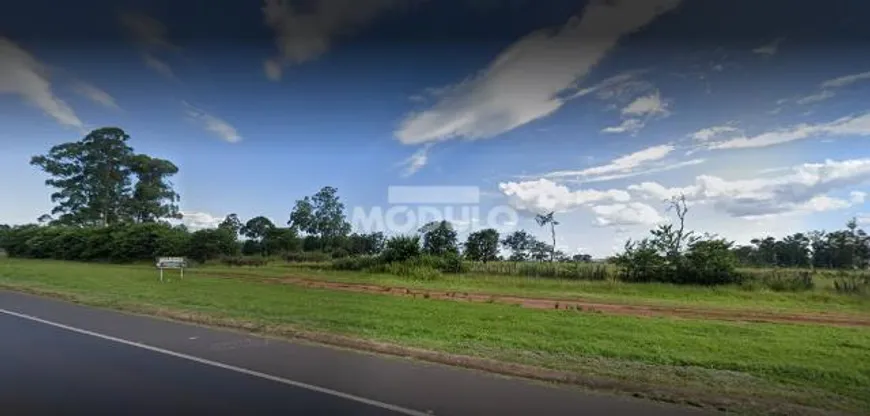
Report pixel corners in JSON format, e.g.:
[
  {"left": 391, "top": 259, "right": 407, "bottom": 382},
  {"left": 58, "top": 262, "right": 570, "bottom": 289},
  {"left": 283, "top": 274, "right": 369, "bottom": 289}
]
[{"left": 731, "top": 219, "right": 869, "bottom": 269}]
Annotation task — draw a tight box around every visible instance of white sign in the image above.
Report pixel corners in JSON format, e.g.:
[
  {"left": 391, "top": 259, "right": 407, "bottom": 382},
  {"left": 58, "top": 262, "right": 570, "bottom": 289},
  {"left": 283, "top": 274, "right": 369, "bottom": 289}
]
[{"left": 156, "top": 257, "right": 186, "bottom": 282}]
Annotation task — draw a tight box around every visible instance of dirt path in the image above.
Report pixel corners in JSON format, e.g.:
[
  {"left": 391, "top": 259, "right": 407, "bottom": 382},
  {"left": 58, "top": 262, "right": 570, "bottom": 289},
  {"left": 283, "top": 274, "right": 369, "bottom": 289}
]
[{"left": 200, "top": 271, "right": 870, "bottom": 328}]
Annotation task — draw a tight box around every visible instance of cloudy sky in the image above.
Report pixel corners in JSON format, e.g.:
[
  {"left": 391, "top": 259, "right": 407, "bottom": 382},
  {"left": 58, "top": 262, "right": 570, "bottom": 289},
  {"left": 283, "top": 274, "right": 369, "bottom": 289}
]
[{"left": 1, "top": 0, "right": 869, "bottom": 257}]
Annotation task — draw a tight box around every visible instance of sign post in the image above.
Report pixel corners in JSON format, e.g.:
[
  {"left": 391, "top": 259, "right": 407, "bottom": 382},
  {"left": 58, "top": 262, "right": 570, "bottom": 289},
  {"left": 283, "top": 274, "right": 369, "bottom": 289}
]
[{"left": 156, "top": 257, "right": 187, "bottom": 282}]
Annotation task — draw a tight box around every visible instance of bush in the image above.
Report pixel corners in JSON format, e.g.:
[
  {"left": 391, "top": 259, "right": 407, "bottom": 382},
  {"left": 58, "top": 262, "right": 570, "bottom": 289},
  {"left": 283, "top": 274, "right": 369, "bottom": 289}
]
[
  {"left": 439, "top": 251, "right": 465, "bottom": 274},
  {"left": 220, "top": 255, "right": 268, "bottom": 267},
  {"left": 832, "top": 272, "right": 870, "bottom": 295},
  {"left": 750, "top": 270, "right": 815, "bottom": 292},
  {"left": 188, "top": 228, "right": 238, "bottom": 263},
  {"left": 614, "top": 240, "right": 669, "bottom": 283},
  {"left": 331, "top": 255, "right": 382, "bottom": 271},
  {"left": 679, "top": 239, "right": 743, "bottom": 285},
  {"left": 383, "top": 262, "right": 441, "bottom": 281},
  {"left": 381, "top": 235, "right": 421, "bottom": 263},
  {"left": 283, "top": 251, "right": 332, "bottom": 263}
]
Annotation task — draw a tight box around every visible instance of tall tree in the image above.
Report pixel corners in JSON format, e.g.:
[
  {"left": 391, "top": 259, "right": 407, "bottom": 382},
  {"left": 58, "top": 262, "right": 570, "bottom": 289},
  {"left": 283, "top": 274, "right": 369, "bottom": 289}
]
[
  {"left": 31, "top": 127, "right": 136, "bottom": 226},
  {"left": 218, "top": 214, "right": 243, "bottom": 235},
  {"left": 288, "top": 197, "right": 315, "bottom": 235},
  {"left": 534, "top": 212, "right": 559, "bottom": 262},
  {"left": 464, "top": 229, "right": 500, "bottom": 263},
  {"left": 419, "top": 220, "right": 459, "bottom": 256},
  {"left": 30, "top": 127, "right": 181, "bottom": 226},
  {"left": 127, "top": 154, "right": 180, "bottom": 222},
  {"left": 288, "top": 186, "right": 350, "bottom": 250}
]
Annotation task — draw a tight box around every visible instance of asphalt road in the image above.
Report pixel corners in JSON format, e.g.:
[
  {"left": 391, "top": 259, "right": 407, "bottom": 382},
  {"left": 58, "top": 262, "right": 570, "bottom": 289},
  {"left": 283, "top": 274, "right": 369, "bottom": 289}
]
[{"left": 0, "top": 290, "right": 710, "bottom": 416}]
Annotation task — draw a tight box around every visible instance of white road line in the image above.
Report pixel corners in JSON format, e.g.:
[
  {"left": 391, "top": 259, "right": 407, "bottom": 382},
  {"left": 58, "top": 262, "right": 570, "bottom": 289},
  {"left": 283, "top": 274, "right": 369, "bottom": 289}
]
[{"left": 0, "top": 308, "right": 433, "bottom": 416}]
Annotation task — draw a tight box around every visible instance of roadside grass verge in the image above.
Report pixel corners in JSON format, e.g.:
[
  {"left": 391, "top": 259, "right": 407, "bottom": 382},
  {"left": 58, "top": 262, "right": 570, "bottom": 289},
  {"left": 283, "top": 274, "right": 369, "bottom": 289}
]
[
  {"left": 188, "top": 263, "right": 870, "bottom": 316},
  {"left": 1, "top": 258, "right": 869, "bottom": 415}
]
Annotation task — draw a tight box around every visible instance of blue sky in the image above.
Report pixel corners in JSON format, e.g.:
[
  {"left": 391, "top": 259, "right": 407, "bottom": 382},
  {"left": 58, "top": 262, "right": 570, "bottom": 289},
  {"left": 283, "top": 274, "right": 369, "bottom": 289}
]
[{"left": 1, "top": 0, "right": 869, "bottom": 257}]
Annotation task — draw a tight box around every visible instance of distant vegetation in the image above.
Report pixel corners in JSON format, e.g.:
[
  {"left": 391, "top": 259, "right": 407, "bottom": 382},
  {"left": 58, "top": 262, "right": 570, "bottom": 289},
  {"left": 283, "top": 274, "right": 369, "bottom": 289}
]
[{"left": 1, "top": 127, "right": 869, "bottom": 293}]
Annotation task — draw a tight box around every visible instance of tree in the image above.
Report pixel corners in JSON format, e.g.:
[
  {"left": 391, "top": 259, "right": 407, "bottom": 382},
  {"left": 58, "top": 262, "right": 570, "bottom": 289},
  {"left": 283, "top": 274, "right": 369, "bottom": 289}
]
[
  {"left": 30, "top": 128, "right": 136, "bottom": 226},
  {"left": 30, "top": 127, "right": 182, "bottom": 226},
  {"left": 218, "top": 214, "right": 243, "bottom": 235},
  {"left": 419, "top": 220, "right": 459, "bottom": 256},
  {"left": 241, "top": 216, "right": 276, "bottom": 242},
  {"left": 311, "top": 186, "right": 351, "bottom": 247},
  {"left": 530, "top": 240, "right": 552, "bottom": 262},
  {"left": 288, "top": 197, "right": 315, "bottom": 235},
  {"left": 239, "top": 216, "right": 277, "bottom": 256},
  {"left": 346, "top": 232, "right": 385, "bottom": 256},
  {"left": 288, "top": 186, "right": 351, "bottom": 250},
  {"left": 464, "top": 229, "right": 499, "bottom": 263},
  {"left": 572, "top": 253, "right": 592, "bottom": 263},
  {"left": 262, "top": 227, "right": 300, "bottom": 255},
  {"left": 127, "top": 154, "right": 180, "bottom": 223},
  {"left": 534, "top": 212, "right": 559, "bottom": 262},
  {"left": 500, "top": 230, "right": 536, "bottom": 261}
]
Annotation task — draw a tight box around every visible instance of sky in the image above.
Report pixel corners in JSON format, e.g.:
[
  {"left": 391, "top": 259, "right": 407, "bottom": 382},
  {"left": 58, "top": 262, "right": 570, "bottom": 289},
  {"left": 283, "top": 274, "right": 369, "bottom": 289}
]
[{"left": 1, "top": 0, "right": 869, "bottom": 257}]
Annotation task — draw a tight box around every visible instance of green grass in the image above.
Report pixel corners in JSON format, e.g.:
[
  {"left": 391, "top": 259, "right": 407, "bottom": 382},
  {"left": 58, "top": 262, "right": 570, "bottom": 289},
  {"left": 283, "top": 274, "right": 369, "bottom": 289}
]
[
  {"left": 191, "top": 263, "right": 870, "bottom": 316},
  {"left": 2, "top": 258, "right": 870, "bottom": 414}
]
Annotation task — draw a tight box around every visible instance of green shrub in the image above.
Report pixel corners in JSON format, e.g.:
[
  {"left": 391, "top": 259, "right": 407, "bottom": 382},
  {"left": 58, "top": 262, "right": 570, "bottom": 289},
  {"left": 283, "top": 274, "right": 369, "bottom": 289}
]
[
  {"left": 439, "top": 251, "right": 465, "bottom": 274},
  {"left": 381, "top": 235, "right": 421, "bottom": 263},
  {"left": 220, "top": 255, "right": 268, "bottom": 267},
  {"left": 752, "top": 270, "right": 815, "bottom": 292},
  {"left": 832, "top": 272, "right": 870, "bottom": 295},
  {"left": 331, "top": 255, "right": 382, "bottom": 271},
  {"left": 283, "top": 251, "right": 332, "bottom": 263}
]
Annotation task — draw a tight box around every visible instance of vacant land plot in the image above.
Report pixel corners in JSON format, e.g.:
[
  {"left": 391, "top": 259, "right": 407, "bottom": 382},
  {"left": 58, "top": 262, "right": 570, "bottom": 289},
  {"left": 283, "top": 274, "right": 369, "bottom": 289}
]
[
  {"left": 2, "top": 258, "right": 869, "bottom": 415},
  {"left": 193, "top": 263, "right": 870, "bottom": 316}
]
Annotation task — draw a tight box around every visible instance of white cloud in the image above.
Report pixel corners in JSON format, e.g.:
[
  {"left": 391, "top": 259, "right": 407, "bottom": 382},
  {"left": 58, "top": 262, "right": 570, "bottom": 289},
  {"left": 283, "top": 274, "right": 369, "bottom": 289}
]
[
  {"left": 795, "top": 89, "right": 835, "bottom": 105},
  {"left": 262, "top": 0, "right": 400, "bottom": 81},
  {"left": 394, "top": 0, "right": 683, "bottom": 145},
  {"left": 0, "top": 37, "right": 83, "bottom": 129},
  {"left": 71, "top": 82, "right": 119, "bottom": 110},
  {"left": 399, "top": 145, "right": 431, "bottom": 177},
  {"left": 858, "top": 214, "right": 870, "bottom": 226},
  {"left": 752, "top": 37, "right": 784, "bottom": 56},
  {"left": 601, "top": 118, "right": 644, "bottom": 134},
  {"left": 179, "top": 211, "right": 224, "bottom": 231},
  {"left": 629, "top": 158, "right": 870, "bottom": 218},
  {"left": 621, "top": 90, "right": 668, "bottom": 117},
  {"left": 184, "top": 102, "right": 242, "bottom": 143},
  {"left": 707, "top": 112, "right": 870, "bottom": 150},
  {"left": 571, "top": 69, "right": 653, "bottom": 100},
  {"left": 142, "top": 53, "right": 175, "bottom": 79},
  {"left": 591, "top": 202, "right": 665, "bottom": 226},
  {"left": 600, "top": 90, "right": 669, "bottom": 135},
  {"left": 572, "top": 158, "right": 706, "bottom": 184},
  {"left": 545, "top": 144, "right": 674, "bottom": 179},
  {"left": 690, "top": 125, "right": 741, "bottom": 142},
  {"left": 820, "top": 70, "right": 870, "bottom": 89},
  {"left": 499, "top": 178, "right": 630, "bottom": 215},
  {"left": 851, "top": 191, "right": 867, "bottom": 204},
  {"left": 120, "top": 12, "right": 178, "bottom": 78}
]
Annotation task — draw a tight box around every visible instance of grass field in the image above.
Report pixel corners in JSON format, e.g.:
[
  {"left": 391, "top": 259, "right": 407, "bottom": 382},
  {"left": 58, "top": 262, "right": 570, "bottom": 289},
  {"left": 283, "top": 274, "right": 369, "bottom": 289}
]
[
  {"left": 2, "top": 258, "right": 869, "bottom": 415},
  {"left": 192, "top": 263, "right": 870, "bottom": 316}
]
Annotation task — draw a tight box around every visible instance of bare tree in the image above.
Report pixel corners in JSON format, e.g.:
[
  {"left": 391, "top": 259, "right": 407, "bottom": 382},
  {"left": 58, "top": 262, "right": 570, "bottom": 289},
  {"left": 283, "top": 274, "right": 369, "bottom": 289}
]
[
  {"left": 662, "top": 193, "right": 696, "bottom": 257},
  {"left": 535, "top": 211, "right": 559, "bottom": 262}
]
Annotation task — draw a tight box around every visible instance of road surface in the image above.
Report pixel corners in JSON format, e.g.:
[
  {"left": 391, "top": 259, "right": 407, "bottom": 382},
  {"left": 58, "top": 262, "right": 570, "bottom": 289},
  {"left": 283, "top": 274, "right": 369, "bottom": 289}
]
[{"left": 0, "top": 290, "right": 710, "bottom": 415}]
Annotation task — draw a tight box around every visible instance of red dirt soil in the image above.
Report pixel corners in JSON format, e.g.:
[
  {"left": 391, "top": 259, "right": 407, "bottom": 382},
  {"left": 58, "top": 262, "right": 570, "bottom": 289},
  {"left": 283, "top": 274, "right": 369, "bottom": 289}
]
[{"left": 200, "top": 271, "right": 870, "bottom": 328}]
